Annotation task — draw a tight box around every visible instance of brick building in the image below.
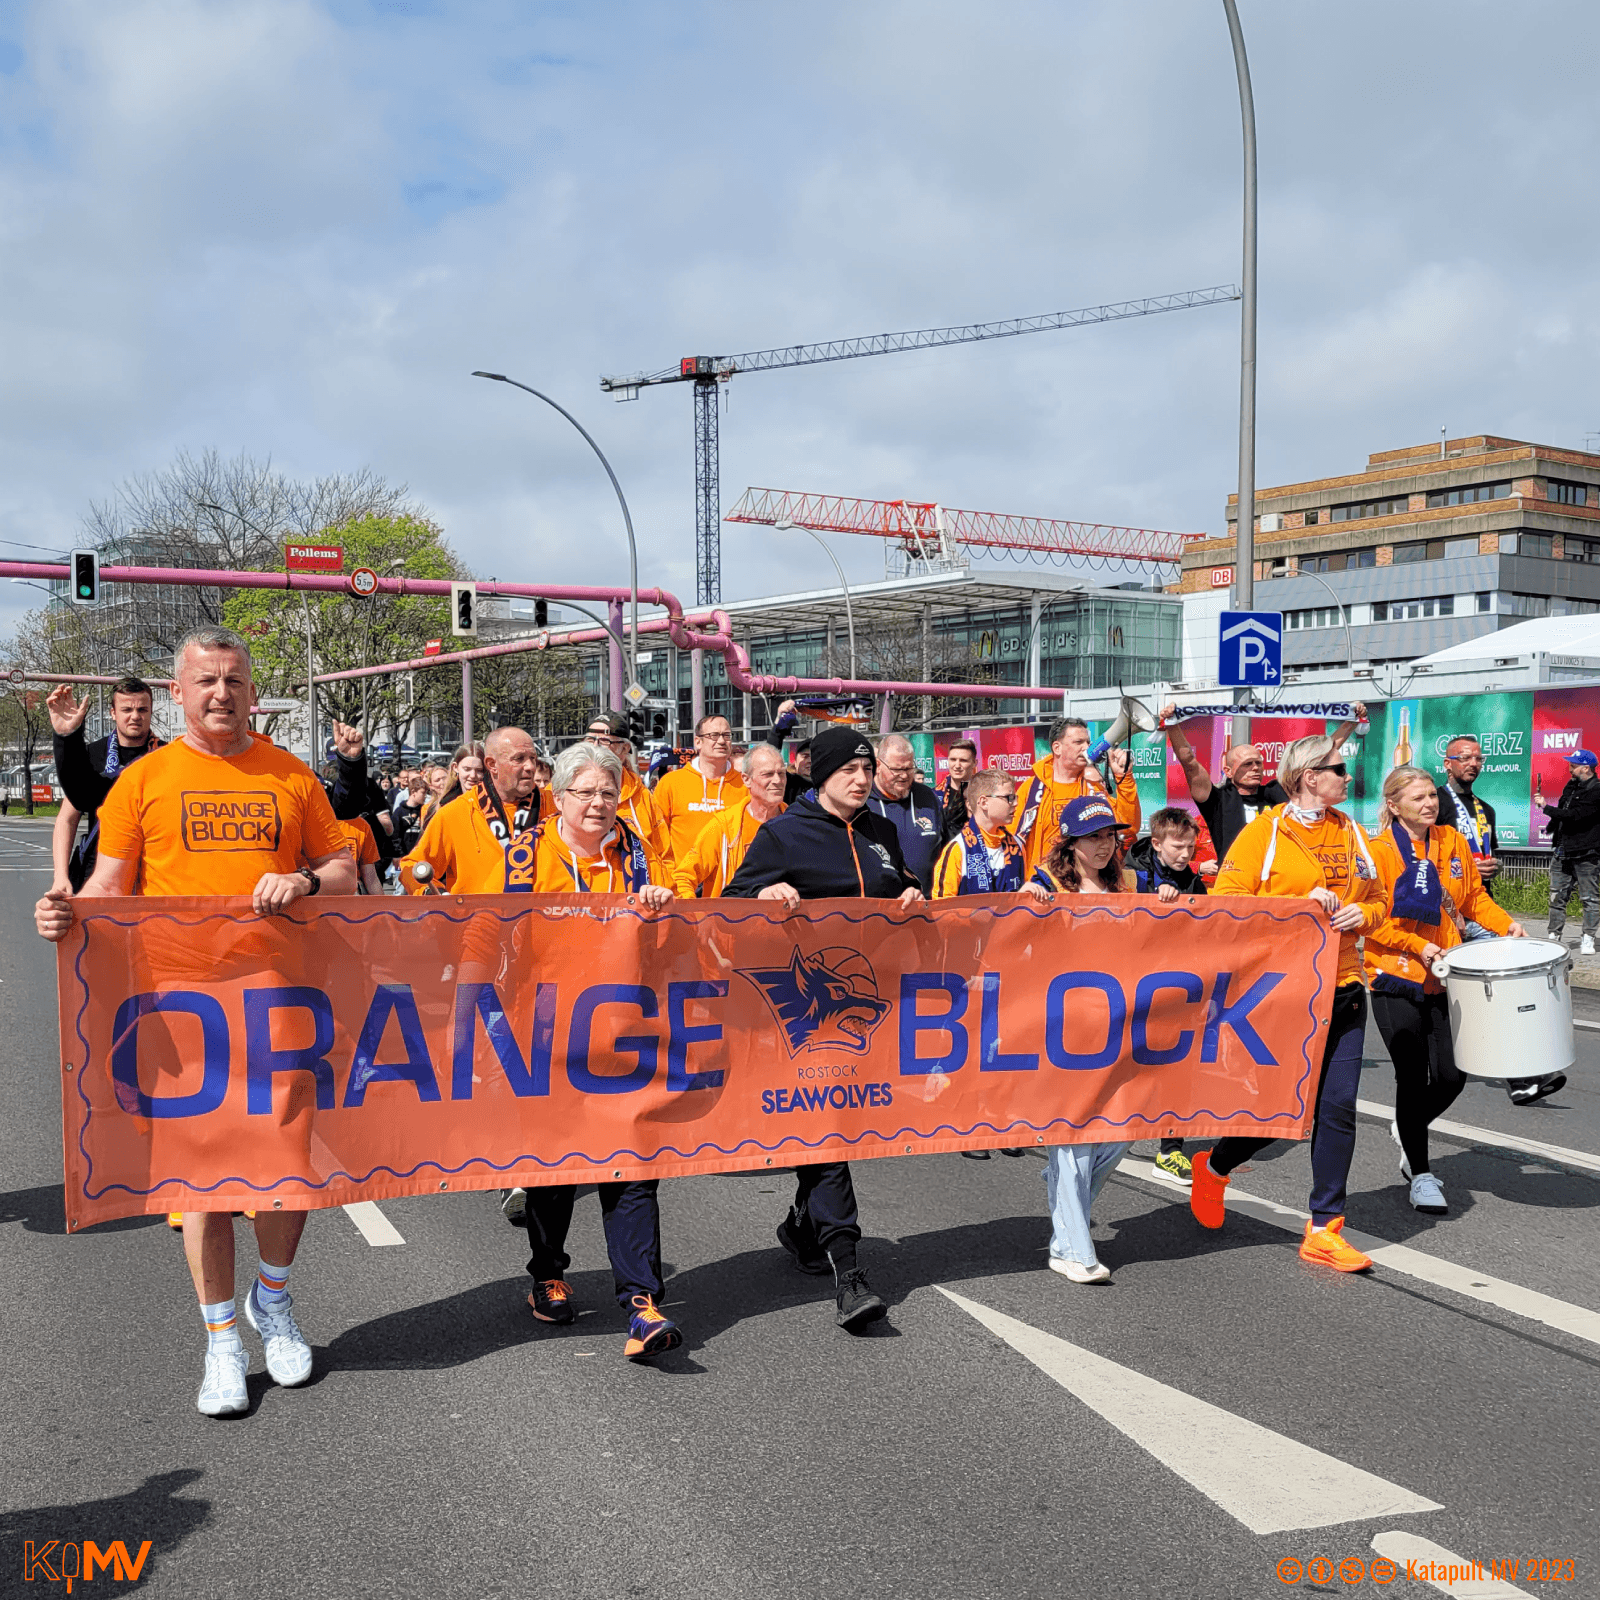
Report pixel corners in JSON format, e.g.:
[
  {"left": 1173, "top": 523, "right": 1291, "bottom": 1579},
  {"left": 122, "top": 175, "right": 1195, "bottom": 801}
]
[{"left": 1180, "top": 435, "right": 1600, "bottom": 669}]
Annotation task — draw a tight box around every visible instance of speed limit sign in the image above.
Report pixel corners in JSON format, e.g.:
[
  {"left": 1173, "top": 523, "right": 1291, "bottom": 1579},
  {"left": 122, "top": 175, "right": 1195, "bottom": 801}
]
[{"left": 349, "top": 567, "right": 379, "bottom": 598}]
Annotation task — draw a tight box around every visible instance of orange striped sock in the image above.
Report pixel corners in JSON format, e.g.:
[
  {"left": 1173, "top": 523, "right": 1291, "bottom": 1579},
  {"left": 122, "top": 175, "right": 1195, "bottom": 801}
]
[
  {"left": 201, "top": 1298, "right": 239, "bottom": 1352},
  {"left": 256, "top": 1260, "right": 291, "bottom": 1306}
]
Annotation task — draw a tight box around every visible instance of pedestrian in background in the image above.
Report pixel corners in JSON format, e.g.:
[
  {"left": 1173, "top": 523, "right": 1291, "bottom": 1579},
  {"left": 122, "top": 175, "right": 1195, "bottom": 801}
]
[
  {"left": 1012, "top": 717, "right": 1139, "bottom": 876},
  {"left": 865, "top": 733, "right": 945, "bottom": 894},
  {"left": 1543, "top": 747, "right": 1600, "bottom": 957}
]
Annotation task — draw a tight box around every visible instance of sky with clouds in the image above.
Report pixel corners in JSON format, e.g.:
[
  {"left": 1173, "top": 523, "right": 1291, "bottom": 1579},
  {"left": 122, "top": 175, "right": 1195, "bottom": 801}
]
[{"left": 3, "top": 0, "right": 1600, "bottom": 631}]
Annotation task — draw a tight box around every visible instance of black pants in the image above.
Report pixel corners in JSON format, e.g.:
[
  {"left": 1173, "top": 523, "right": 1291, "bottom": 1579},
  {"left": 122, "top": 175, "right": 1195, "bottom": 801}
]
[
  {"left": 1209, "top": 984, "right": 1368, "bottom": 1225},
  {"left": 523, "top": 1181, "right": 663, "bottom": 1309},
  {"left": 790, "top": 1162, "right": 861, "bottom": 1270},
  {"left": 1370, "top": 989, "right": 1465, "bottom": 1177}
]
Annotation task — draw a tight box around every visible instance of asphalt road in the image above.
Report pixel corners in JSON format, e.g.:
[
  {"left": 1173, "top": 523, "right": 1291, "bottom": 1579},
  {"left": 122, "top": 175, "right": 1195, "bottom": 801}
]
[{"left": 2, "top": 822, "right": 1596, "bottom": 1599}]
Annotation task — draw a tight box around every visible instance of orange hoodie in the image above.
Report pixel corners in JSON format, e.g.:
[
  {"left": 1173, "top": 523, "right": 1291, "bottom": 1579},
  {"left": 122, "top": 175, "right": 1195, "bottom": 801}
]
[
  {"left": 1010, "top": 756, "right": 1140, "bottom": 875},
  {"left": 672, "top": 796, "right": 782, "bottom": 898},
  {"left": 617, "top": 767, "right": 672, "bottom": 865},
  {"left": 1365, "top": 822, "right": 1515, "bottom": 994},
  {"left": 653, "top": 760, "right": 747, "bottom": 863},
  {"left": 1213, "top": 805, "right": 1384, "bottom": 987}
]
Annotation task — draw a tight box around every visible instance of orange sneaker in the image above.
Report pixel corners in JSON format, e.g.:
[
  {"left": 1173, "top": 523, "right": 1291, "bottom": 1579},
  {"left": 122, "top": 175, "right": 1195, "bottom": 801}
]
[
  {"left": 1299, "top": 1216, "right": 1372, "bottom": 1273},
  {"left": 1189, "top": 1150, "right": 1229, "bottom": 1229}
]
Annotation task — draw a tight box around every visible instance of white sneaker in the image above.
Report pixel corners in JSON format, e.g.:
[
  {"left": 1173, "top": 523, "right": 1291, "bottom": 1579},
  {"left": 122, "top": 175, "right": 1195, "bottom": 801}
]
[
  {"left": 1390, "top": 1119, "right": 1412, "bottom": 1182},
  {"left": 197, "top": 1344, "right": 249, "bottom": 1416},
  {"left": 1582, "top": 935, "right": 1596, "bottom": 956},
  {"left": 501, "top": 1187, "right": 527, "bottom": 1223},
  {"left": 1409, "top": 1173, "right": 1448, "bottom": 1214},
  {"left": 1047, "top": 1255, "right": 1111, "bottom": 1284},
  {"left": 244, "top": 1286, "right": 313, "bottom": 1387}
]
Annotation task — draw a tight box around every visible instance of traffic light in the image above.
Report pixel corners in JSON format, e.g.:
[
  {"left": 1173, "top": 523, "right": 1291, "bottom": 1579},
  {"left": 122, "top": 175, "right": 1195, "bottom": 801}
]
[
  {"left": 70, "top": 549, "right": 99, "bottom": 604},
  {"left": 651, "top": 712, "right": 668, "bottom": 740},
  {"left": 627, "top": 708, "right": 646, "bottom": 746},
  {"left": 534, "top": 599, "right": 549, "bottom": 628},
  {"left": 450, "top": 581, "right": 478, "bottom": 636}
]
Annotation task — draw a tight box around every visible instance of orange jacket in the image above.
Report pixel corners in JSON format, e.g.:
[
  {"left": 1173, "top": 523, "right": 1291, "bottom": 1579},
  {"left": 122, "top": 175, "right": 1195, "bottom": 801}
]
[
  {"left": 673, "top": 797, "right": 783, "bottom": 898},
  {"left": 1213, "top": 805, "right": 1384, "bottom": 987},
  {"left": 398, "top": 789, "right": 544, "bottom": 895},
  {"left": 653, "top": 761, "right": 746, "bottom": 863},
  {"left": 1365, "top": 823, "right": 1516, "bottom": 994},
  {"left": 1010, "top": 756, "right": 1140, "bottom": 874},
  {"left": 617, "top": 767, "right": 672, "bottom": 865}
]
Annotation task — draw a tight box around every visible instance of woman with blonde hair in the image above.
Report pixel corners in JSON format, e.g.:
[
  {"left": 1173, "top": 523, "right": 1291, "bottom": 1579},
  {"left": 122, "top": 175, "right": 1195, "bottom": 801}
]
[
  {"left": 1191, "top": 733, "right": 1385, "bottom": 1273},
  {"left": 1366, "top": 764, "right": 1524, "bottom": 1213},
  {"left": 1030, "top": 795, "right": 1137, "bottom": 1284},
  {"left": 421, "top": 742, "right": 484, "bottom": 827}
]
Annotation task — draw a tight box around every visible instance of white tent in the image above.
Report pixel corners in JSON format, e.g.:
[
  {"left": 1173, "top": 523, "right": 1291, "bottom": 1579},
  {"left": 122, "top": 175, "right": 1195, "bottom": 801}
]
[{"left": 1415, "top": 613, "right": 1600, "bottom": 665}]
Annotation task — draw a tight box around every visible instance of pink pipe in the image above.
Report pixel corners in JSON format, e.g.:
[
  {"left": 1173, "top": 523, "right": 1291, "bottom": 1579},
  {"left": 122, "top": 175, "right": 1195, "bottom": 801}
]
[
  {"left": 11, "top": 672, "right": 176, "bottom": 688},
  {"left": 3, "top": 561, "right": 1067, "bottom": 704}
]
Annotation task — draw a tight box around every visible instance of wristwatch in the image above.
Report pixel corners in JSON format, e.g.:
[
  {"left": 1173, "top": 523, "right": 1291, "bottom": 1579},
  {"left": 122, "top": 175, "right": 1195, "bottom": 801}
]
[{"left": 298, "top": 866, "right": 322, "bottom": 897}]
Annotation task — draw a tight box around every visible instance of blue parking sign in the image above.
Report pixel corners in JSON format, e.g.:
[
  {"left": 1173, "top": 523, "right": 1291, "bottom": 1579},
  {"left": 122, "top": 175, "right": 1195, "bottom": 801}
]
[{"left": 1218, "top": 610, "right": 1283, "bottom": 686}]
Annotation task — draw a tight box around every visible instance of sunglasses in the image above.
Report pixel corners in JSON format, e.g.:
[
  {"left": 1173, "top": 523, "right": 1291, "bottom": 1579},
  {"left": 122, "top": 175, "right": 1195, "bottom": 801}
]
[{"left": 1311, "top": 762, "right": 1348, "bottom": 776}]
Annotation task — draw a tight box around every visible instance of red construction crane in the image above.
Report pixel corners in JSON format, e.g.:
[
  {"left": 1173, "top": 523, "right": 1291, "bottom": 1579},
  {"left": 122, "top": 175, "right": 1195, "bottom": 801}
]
[
  {"left": 599, "top": 284, "right": 1239, "bottom": 604},
  {"left": 724, "top": 487, "right": 1203, "bottom": 571}
]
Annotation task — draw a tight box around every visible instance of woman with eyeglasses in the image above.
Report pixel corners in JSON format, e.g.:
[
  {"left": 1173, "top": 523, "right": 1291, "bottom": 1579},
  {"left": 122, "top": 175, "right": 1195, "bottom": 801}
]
[
  {"left": 510, "top": 740, "right": 683, "bottom": 1364},
  {"left": 653, "top": 713, "right": 745, "bottom": 863},
  {"left": 1191, "top": 734, "right": 1385, "bottom": 1273},
  {"left": 586, "top": 710, "right": 672, "bottom": 863}
]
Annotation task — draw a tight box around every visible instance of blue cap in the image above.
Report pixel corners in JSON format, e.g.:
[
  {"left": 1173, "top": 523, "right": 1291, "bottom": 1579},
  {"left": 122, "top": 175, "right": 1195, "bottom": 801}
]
[
  {"left": 1060, "top": 794, "right": 1119, "bottom": 839},
  {"left": 1566, "top": 748, "right": 1599, "bottom": 766}
]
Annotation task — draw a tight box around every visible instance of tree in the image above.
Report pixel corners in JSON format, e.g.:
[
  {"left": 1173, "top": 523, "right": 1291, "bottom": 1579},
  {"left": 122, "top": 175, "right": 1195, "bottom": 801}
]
[
  {"left": 223, "top": 514, "right": 470, "bottom": 754},
  {"left": 80, "top": 449, "right": 415, "bottom": 672},
  {"left": 815, "top": 620, "right": 991, "bottom": 730},
  {"left": 0, "top": 606, "right": 97, "bottom": 813},
  {"left": 470, "top": 647, "right": 594, "bottom": 743}
]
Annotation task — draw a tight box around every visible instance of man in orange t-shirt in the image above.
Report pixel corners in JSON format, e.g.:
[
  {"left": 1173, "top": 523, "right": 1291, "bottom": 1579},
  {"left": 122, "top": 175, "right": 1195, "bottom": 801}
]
[
  {"left": 35, "top": 626, "right": 355, "bottom": 1419},
  {"left": 1011, "top": 717, "right": 1139, "bottom": 875},
  {"left": 337, "top": 816, "right": 384, "bottom": 895}
]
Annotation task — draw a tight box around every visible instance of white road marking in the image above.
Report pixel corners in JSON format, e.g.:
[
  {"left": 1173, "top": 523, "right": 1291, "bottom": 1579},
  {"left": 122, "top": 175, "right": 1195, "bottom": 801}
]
[
  {"left": 1370, "top": 1532, "right": 1534, "bottom": 1596},
  {"left": 1117, "top": 1160, "right": 1600, "bottom": 1348},
  {"left": 342, "top": 1201, "right": 405, "bottom": 1245},
  {"left": 937, "top": 1287, "right": 1441, "bottom": 1534},
  {"left": 1574, "top": 1018, "right": 1599, "bottom": 1031},
  {"left": 1356, "top": 1097, "right": 1600, "bottom": 1178}
]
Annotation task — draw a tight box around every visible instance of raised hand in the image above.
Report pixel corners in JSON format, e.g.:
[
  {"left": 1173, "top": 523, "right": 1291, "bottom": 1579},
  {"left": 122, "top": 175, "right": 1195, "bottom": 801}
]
[
  {"left": 45, "top": 684, "right": 91, "bottom": 736},
  {"left": 331, "top": 720, "right": 364, "bottom": 760}
]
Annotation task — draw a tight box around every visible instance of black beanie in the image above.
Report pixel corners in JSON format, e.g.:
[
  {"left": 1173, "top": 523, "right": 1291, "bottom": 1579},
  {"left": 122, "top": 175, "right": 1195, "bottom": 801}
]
[{"left": 808, "top": 725, "right": 877, "bottom": 790}]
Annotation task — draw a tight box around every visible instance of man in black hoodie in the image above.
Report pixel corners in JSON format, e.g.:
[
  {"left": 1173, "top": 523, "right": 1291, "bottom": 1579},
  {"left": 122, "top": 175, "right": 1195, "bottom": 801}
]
[
  {"left": 47, "top": 678, "right": 160, "bottom": 890},
  {"left": 725, "top": 725, "right": 923, "bottom": 1331}
]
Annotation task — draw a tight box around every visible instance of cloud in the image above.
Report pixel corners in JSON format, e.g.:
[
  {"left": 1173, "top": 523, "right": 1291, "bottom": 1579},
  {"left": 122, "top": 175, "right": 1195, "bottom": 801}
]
[{"left": 3, "top": 0, "right": 1600, "bottom": 635}]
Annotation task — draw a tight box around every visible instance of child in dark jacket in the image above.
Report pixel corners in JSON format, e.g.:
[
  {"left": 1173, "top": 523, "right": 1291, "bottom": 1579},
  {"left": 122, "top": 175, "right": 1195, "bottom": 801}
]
[
  {"left": 1128, "top": 808, "right": 1206, "bottom": 1183},
  {"left": 1127, "top": 807, "right": 1209, "bottom": 900}
]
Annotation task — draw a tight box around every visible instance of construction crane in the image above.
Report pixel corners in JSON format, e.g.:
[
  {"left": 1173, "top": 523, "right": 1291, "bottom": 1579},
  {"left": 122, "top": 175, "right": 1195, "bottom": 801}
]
[
  {"left": 725, "top": 488, "right": 1202, "bottom": 577},
  {"left": 599, "top": 284, "right": 1240, "bottom": 606}
]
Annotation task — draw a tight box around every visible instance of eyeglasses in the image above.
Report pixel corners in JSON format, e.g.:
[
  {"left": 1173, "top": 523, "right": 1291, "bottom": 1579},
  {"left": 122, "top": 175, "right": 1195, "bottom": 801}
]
[
  {"left": 1310, "top": 762, "right": 1348, "bottom": 776},
  {"left": 563, "top": 787, "right": 619, "bottom": 805},
  {"left": 697, "top": 731, "right": 733, "bottom": 743},
  {"left": 587, "top": 732, "right": 630, "bottom": 749}
]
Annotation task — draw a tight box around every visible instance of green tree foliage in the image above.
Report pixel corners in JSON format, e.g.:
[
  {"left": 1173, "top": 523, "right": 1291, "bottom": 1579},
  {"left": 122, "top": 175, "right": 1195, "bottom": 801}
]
[{"left": 223, "top": 514, "right": 467, "bottom": 751}]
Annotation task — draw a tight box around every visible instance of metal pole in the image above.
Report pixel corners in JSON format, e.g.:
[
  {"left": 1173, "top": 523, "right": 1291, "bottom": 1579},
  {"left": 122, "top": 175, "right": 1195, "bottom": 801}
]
[
  {"left": 608, "top": 598, "right": 625, "bottom": 712},
  {"left": 470, "top": 373, "right": 641, "bottom": 688},
  {"left": 690, "top": 648, "right": 705, "bottom": 728},
  {"left": 462, "top": 658, "right": 474, "bottom": 743},
  {"left": 1286, "top": 567, "right": 1356, "bottom": 675},
  {"left": 921, "top": 605, "right": 933, "bottom": 729},
  {"left": 302, "top": 592, "right": 317, "bottom": 764},
  {"left": 1028, "top": 593, "right": 1043, "bottom": 722},
  {"left": 1222, "top": 0, "right": 1257, "bottom": 618},
  {"left": 782, "top": 523, "right": 856, "bottom": 679}
]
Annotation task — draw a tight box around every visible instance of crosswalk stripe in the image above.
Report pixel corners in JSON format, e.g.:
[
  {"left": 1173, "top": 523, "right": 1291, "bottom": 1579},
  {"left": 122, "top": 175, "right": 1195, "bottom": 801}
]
[
  {"left": 1355, "top": 1097, "right": 1600, "bottom": 1178},
  {"left": 1119, "top": 1161, "right": 1600, "bottom": 1348},
  {"left": 1370, "top": 1532, "right": 1534, "bottom": 1596},
  {"left": 936, "top": 1287, "right": 1442, "bottom": 1534},
  {"left": 342, "top": 1201, "right": 405, "bottom": 1245}
]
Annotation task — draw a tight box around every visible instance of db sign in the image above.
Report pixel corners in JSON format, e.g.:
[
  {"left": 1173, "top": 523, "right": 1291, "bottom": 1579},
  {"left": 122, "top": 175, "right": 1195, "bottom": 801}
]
[
  {"left": 1210, "top": 567, "right": 1234, "bottom": 588},
  {"left": 1218, "top": 610, "right": 1283, "bottom": 687}
]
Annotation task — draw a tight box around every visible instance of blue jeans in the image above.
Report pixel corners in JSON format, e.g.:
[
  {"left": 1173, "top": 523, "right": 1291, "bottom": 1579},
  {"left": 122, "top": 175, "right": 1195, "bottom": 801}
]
[
  {"left": 1044, "top": 1142, "right": 1133, "bottom": 1268},
  {"left": 1208, "top": 983, "right": 1368, "bottom": 1227}
]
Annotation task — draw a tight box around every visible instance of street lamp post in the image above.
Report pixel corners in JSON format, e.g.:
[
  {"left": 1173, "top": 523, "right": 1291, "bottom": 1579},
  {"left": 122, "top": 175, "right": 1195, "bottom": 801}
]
[
  {"left": 1222, "top": 0, "right": 1257, "bottom": 621},
  {"left": 471, "top": 372, "right": 641, "bottom": 693},
  {"left": 775, "top": 518, "right": 857, "bottom": 680},
  {"left": 1283, "top": 566, "right": 1356, "bottom": 679}
]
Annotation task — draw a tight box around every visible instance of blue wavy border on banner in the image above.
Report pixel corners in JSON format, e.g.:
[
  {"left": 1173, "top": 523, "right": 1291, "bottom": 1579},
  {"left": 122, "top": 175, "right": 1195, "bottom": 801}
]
[{"left": 68, "top": 897, "right": 1332, "bottom": 1204}]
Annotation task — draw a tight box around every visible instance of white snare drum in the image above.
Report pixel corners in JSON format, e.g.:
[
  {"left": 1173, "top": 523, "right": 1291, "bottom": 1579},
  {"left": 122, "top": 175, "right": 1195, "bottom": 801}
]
[{"left": 1430, "top": 938, "right": 1575, "bottom": 1079}]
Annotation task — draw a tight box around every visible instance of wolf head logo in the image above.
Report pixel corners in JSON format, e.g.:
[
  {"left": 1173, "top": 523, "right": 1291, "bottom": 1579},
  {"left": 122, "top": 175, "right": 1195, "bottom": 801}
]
[{"left": 740, "top": 947, "right": 889, "bottom": 1056}]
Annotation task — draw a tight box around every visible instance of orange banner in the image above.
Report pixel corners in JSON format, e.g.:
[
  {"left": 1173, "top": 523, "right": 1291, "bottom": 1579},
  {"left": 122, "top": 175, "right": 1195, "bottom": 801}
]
[{"left": 57, "top": 894, "right": 1337, "bottom": 1229}]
